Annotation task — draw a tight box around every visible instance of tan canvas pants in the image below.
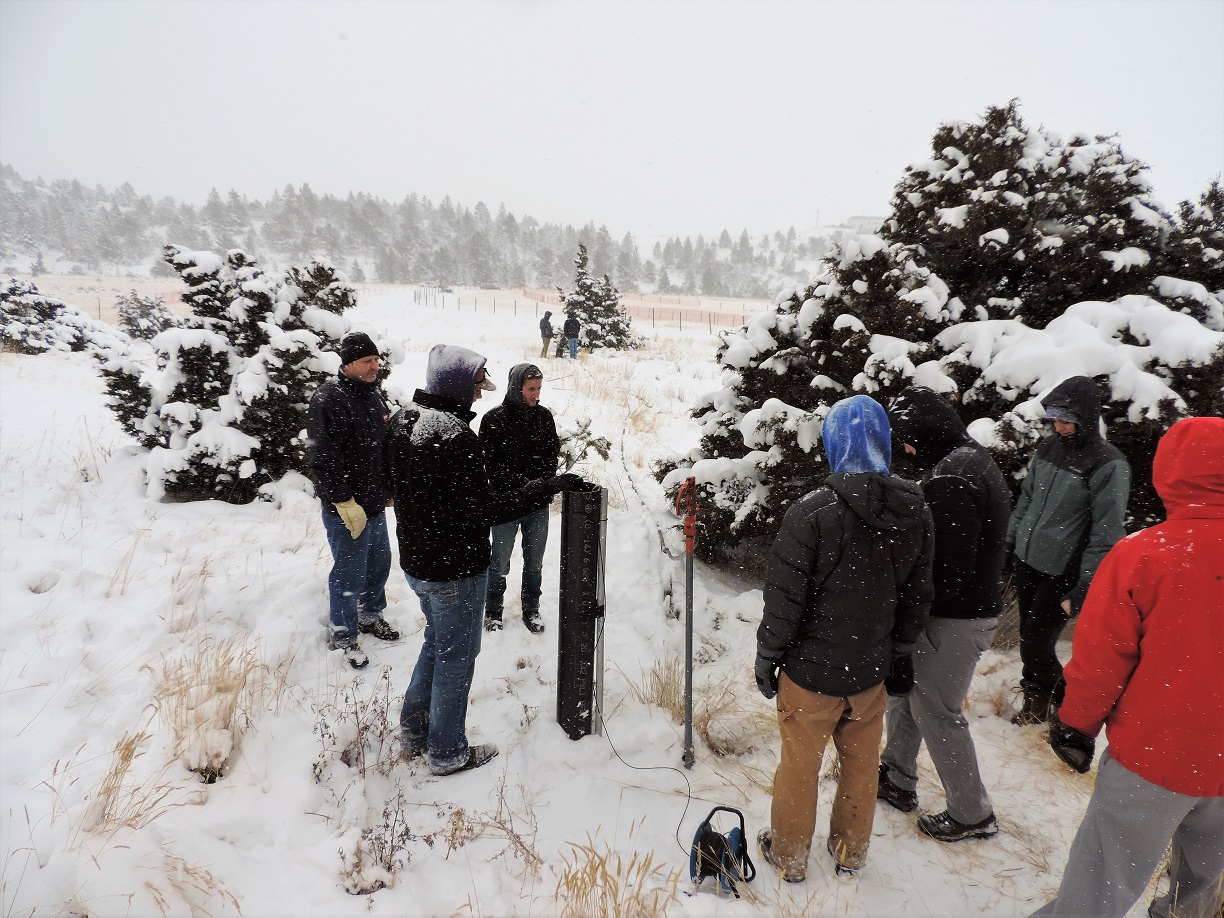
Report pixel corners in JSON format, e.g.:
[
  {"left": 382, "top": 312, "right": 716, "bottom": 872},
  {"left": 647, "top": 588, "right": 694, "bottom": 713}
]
[{"left": 770, "top": 674, "right": 887, "bottom": 871}]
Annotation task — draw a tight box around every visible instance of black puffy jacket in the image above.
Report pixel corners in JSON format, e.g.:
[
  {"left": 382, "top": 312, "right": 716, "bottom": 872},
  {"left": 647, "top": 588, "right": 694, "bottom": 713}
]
[
  {"left": 306, "top": 370, "right": 390, "bottom": 515},
  {"left": 758, "top": 472, "right": 935, "bottom": 696},
  {"left": 888, "top": 387, "right": 1012, "bottom": 620},
  {"left": 384, "top": 390, "right": 544, "bottom": 582}
]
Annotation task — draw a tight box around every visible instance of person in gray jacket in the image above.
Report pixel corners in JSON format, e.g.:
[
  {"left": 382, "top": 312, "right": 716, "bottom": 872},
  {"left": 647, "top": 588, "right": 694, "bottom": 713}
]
[
  {"left": 878, "top": 386, "right": 1012, "bottom": 843},
  {"left": 755, "top": 394, "right": 934, "bottom": 881},
  {"left": 1006, "top": 376, "right": 1130, "bottom": 725}
]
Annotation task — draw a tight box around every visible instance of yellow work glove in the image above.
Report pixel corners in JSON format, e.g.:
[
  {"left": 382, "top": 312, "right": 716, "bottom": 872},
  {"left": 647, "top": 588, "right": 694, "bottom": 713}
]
[{"left": 334, "top": 499, "right": 367, "bottom": 539}]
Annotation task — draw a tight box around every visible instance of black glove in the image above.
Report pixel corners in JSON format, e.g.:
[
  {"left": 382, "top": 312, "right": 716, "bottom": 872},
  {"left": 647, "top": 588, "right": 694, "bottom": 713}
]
[
  {"left": 755, "top": 655, "right": 780, "bottom": 700},
  {"left": 884, "top": 654, "right": 915, "bottom": 696},
  {"left": 1049, "top": 715, "right": 1095, "bottom": 774},
  {"left": 1001, "top": 552, "right": 1015, "bottom": 577},
  {"left": 550, "top": 473, "right": 586, "bottom": 493}
]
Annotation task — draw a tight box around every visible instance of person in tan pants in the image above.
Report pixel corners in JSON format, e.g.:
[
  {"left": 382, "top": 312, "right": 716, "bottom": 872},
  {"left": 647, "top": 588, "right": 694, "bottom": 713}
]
[
  {"left": 772, "top": 678, "right": 888, "bottom": 872},
  {"left": 755, "top": 395, "right": 934, "bottom": 880}
]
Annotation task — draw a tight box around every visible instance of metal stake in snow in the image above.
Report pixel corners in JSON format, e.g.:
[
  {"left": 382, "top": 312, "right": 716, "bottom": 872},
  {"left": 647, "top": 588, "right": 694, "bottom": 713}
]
[{"left": 675, "top": 476, "right": 698, "bottom": 769}]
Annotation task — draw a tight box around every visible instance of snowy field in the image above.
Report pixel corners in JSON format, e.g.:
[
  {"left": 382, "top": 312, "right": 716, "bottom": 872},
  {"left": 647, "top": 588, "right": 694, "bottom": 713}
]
[{"left": 0, "top": 288, "right": 1149, "bottom": 917}]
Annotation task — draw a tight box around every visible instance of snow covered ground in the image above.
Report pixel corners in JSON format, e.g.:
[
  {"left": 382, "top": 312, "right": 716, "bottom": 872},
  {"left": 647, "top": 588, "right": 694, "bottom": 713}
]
[{"left": 0, "top": 288, "right": 1151, "bottom": 916}]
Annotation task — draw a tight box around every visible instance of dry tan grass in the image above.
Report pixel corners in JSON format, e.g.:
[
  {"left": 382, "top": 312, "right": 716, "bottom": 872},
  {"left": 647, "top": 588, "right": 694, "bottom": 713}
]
[
  {"left": 554, "top": 823, "right": 681, "bottom": 918},
  {"left": 105, "top": 528, "right": 150, "bottom": 597},
  {"left": 625, "top": 658, "right": 685, "bottom": 723},
  {"left": 82, "top": 731, "right": 202, "bottom": 840},
  {"left": 151, "top": 635, "right": 261, "bottom": 782},
  {"left": 144, "top": 852, "right": 242, "bottom": 916}
]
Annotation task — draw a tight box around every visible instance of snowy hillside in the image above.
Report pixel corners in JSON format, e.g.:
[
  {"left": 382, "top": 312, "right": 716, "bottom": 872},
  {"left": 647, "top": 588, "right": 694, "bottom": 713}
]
[{"left": 0, "top": 288, "right": 1158, "bottom": 917}]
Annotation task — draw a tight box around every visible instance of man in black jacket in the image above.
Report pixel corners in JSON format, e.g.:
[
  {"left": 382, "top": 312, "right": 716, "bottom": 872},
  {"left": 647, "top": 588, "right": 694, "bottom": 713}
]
[
  {"left": 562, "top": 311, "right": 580, "bottom": 359},
  {"left": 306, "top": 331, "right": 399, "bottom": 670},
  {"left": 479, "top": 363, "right": 561, "bottom": 634},
  {"left": 878, "top": 386, "right": 1011, "bottom": 843},
  {"left": 755, "top": 394, "right": 934, "bottom": 882},
  {"left": 384, "top": 344, "right": 581, "bottom": 776},
  {"left": 539, "top": 311, "right": 553, "bottom": 358}
]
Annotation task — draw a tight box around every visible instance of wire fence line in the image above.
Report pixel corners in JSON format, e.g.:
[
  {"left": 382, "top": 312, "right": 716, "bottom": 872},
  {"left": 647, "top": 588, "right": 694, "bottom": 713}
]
[{"left": 356, "top": 283, "right": 769, "bottom": 333}]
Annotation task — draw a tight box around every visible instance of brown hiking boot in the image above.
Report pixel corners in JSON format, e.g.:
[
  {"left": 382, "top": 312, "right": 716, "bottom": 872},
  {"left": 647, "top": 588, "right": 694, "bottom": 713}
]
[{"left": 1010, "top": 686, "right": 1054, "bottom": 725}]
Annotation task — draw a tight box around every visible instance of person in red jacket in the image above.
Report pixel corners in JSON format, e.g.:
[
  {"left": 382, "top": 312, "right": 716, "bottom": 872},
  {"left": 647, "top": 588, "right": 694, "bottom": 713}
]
[{"left": 1029, "top": 416, "right": 1224, "bottom": 918}]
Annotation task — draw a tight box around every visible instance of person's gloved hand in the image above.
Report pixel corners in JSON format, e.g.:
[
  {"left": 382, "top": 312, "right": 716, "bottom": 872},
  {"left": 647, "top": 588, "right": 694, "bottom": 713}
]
[
  {"left": 551, "top": 473, "right": 586, "bottom": 492},
  {"left": 885, "top": 654, "right": 915, "bottom": 696},
  {"left": 1050, "top": 714, "right": 1095, "bottom": 774},
  {"left": 334, "top": 499, "right": 367, "bottom": 539},
  {"left": 1001, "top": 551, "right": 1015, "bottom": 577},
  {"left": 755, "top": 654, "right": 780, "bottom": 700}
]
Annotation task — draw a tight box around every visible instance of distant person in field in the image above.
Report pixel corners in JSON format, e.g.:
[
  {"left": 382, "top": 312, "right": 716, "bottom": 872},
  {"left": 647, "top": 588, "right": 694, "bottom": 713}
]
[
  {"left": 306, "top": 331, "right": 399, "bottom": 671},
  {"left": 755, "top": 395, "right": 934, "bottom": 881},
  {"left": 562, "top": 311, "right": 581, "bottom": 359},
  {"left": 383, "top": 344, "right": 583, "bottom": 776},
  {"left": 1005, "top": 376, "right": 1130, "bottom": 725},
  {"left": 539, "top": 311, "right": 554, "bottom": 358},
  {"left": 878, "top": 387, "right": 1011, "bottom": 844},
  {"left": 1030, "top": 416, "right": 1224, "bottom": 918},
  {"left": 479, "top": 363, "right": 563, "bottom": 634}
]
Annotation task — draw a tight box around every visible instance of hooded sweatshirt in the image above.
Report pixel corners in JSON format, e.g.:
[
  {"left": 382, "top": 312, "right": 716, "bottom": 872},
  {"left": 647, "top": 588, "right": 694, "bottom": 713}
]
[
  {"left": 888, "top": 387, "right": 1012, "bottom": 619},
  {"left": 758, "top": 396, "right": 935, "bottom": 695},
  {"left": 1058, "top": 416, "right": 1224, "bottom": 797},
  {"left": 478, "top": 363, "right": 560, "bottom": 514},
  {"left": 384, "top": 346, "right": 535, "bottom": 581},
  {"left": 1007, "top": 375, "right": 1130, "bottom": 606}
]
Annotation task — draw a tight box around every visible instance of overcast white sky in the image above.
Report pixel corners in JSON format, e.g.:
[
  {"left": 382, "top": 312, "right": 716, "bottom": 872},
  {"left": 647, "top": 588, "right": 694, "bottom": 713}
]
[{"left": 2, "top": 0, "right": 1222, "bottom": 239}]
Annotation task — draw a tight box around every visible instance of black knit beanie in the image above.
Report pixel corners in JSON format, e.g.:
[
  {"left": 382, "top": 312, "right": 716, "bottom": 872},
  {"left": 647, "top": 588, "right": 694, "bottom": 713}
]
[{"left": 339, "top": 332, "right": 379, "bottom": 366}]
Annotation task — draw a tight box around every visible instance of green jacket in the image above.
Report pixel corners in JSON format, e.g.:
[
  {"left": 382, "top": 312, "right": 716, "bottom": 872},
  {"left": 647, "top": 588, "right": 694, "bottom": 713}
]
[{"left": 1006, "top": 377, "right": 1131, "bottom": 607}]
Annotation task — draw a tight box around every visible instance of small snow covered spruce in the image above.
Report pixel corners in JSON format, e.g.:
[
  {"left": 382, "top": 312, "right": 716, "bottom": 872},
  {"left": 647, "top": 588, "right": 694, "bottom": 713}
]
[
  {"left": 659, "top": 102, "right": 1224, "bottom": 561},
  {"left": 101, "top": 245, "right": 398, "bottom": 503},
  {"left": 555, "top": 242, "right": 641, "bottom": 353}
]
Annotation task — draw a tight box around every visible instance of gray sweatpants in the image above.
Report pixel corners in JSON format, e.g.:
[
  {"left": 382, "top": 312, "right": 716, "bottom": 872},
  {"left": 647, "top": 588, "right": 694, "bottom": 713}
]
[
  {"left": 1031, "top": 751, "right": 1224, "bottom": 918},
  {"left": 882, "top": 615, "right": 996, "bottom": 824}
]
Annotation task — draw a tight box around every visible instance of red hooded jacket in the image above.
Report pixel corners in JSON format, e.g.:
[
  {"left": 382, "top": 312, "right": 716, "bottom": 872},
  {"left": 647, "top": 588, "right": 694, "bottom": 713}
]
[{"left": 1059, "top": 416, "right": 1224, "bottom": 797}]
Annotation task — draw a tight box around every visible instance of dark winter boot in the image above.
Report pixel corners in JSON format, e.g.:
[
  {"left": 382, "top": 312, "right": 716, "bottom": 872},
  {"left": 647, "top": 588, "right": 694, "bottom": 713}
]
[
  {"left": 917, "top": 810, "right": 998, "bottom": 843},
  {"left": 877, "top": 763, "right": 918, "bottom": 813},
  {"left": 522, "top": 610, "right": 545, "bottom": 634},
  {"left": 484, "top": 613, "right": 503, "bottom": 632},
  {"left": 1011, "top": 685, "right": 1054, "bottom": 726}
]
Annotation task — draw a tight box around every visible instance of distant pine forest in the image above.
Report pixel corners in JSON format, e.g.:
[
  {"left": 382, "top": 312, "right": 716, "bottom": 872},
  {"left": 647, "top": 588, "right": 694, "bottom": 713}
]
[{"left": 0, "top": 164, "right": 856, "bottom": 296}]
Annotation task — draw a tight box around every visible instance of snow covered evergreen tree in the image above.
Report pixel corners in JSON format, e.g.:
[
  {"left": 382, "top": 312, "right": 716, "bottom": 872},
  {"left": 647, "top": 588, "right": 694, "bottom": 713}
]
[
  {"left": 116, "top": 290, "right": 179, "bottom": 341},
  {"left": 660, "top": 102, "right": 1224, "bottom": 561},
  {"left": 1, "top": 277, "right": 124, "bottom": 355},
  {"left": 101, "top": 246, "right": 399, "bottom": 503},
  {"left": 555, "top": 244, "right": 641, "bottom": 353}
]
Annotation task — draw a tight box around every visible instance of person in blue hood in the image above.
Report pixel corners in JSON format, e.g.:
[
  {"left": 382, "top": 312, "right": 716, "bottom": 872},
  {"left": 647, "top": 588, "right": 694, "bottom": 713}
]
[
  {"left": 383, "top": 344, "right": 582, "bottom": 777},
  {"left": 755, "top": 394, "right": 934, "bottom": 881}
]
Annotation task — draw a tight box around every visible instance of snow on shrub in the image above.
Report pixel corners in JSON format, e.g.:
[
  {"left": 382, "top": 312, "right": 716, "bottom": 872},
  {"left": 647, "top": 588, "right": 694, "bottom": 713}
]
[
  {"left": 1, "top": 277, "right": 126, "bottom": 355},
  {"left": 659, "top": 102, "right": 1224, "bottom": 561},
  {"left": 102, "top": 245, "right": 403, "bottom": 503}
]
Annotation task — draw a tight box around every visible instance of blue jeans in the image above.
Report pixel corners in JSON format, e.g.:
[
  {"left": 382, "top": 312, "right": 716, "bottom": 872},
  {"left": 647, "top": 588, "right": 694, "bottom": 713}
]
[
  {"left": 400, "top": 569, "right": 488, "bottom": 772},
  {"left": 322, "top": 508, "right": 390, "bottom": 648},
  {"left": 487, "top": 507, "right": 550, "bottom": 619},
  {"left": 567, "top": 337, "right": 578, "bottom": 358}
]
